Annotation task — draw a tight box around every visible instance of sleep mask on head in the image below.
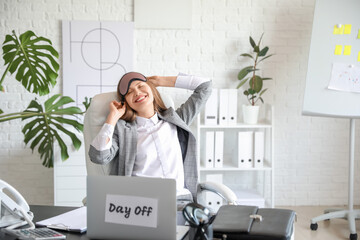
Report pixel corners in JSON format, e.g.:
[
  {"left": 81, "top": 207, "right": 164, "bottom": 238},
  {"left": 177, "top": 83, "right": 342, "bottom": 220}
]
[{"left": 118, "top": 72, "right": 147, "bottom": 103}]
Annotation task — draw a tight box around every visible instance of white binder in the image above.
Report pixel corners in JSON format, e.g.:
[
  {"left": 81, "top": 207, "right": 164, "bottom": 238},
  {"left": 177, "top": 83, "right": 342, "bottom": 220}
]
[
  {"left": 237, "top": 131, "right": 254, "bottom": 169},
  {"left": 214, "top": 131, "right": 224, "bottom": 168},
  {"left": 254, "top": 131, "right": 265, "bottom": 168},
  {"left": 219, "top": 89, "right": 238, "bottom": 126},
  {"left": 219, "top": 89, "right": 229, "bottom": 125},
  {"left": 227, "top": 89, "right": 238, "bottom": 125},
  {"left": 205, "top": 131, "right": 215, "bottom": 168},
  {"left": 205, "top": 174, "right": 223, "bottom": 212},
  {"left": 204, "top": 89, "right": 218, "bottom": 125}
]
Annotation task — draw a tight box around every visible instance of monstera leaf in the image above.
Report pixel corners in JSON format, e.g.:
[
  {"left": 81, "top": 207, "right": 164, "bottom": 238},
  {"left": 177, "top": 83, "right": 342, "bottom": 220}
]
[
  {"left": 21, "top": 95, "right": 83, "bottom": 168},
  {"left": 0, "top": 30, "right": 59, "bottom": 95}
]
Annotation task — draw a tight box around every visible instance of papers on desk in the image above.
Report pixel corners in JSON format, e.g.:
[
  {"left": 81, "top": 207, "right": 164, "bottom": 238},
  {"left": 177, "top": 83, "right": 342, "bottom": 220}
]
[{"left": 36, "top": 206, "right": 87, "bottom": 233}]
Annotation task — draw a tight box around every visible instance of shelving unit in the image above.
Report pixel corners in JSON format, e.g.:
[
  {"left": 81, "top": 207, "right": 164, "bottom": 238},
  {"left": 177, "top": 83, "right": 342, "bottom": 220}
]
[
  {"left": 196, "top": 104, "right": 274, "bottom": 208},
  {"left": 53, "top": 133, "right": 87, "bottom": 207}
]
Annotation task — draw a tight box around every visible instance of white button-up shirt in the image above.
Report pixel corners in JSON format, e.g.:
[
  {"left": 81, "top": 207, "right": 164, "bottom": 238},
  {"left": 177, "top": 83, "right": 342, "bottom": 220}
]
[
  {"left": 91, "top": 73, "right": 209, "bottom": 196},
  {"left": 133, "top": 113, "right": 188, "bottom": 195}
]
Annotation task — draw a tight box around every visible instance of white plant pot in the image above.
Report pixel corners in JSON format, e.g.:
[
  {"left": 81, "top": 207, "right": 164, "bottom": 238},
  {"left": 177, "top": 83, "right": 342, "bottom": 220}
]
[{"left": 242, "top": 105, "right": 260, "bottom": 124}]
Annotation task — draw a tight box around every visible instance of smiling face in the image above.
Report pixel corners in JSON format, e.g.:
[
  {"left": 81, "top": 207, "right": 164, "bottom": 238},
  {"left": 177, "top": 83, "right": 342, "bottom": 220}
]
[{"left": 125, "top": 80, "right": 155, "bottom": 118}]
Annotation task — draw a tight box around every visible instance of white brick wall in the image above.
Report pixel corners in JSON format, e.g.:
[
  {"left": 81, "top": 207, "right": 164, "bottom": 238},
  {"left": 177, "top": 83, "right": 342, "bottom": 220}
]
[{"left": 1, "top": 0, "right": 359, "bottom": 207}]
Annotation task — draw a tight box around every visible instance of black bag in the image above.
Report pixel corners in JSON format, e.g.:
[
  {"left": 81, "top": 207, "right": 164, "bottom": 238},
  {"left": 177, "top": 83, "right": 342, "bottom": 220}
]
[{"left": 212, "top": 205, "right": 295, "bottom": 240}]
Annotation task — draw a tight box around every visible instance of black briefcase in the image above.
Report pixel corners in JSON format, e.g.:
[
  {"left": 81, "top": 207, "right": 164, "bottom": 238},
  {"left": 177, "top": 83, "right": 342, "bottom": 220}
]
[{"left": 212, "top": 205, "right": 295, "bottom": 240}]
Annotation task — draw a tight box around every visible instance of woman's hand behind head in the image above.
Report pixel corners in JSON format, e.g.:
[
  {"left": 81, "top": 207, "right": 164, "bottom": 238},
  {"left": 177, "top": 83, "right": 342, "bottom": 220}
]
[
  {"left": 106, "top": 100, "right": 126, "bottom": 126},
  {"left": 147, "top": 76, "right": 161, "bottom": 87}
]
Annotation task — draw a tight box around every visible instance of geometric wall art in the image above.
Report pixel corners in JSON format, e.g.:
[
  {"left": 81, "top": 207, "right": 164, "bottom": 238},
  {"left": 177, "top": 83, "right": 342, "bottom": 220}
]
[{"left": 62, "top": 21, "right": 134, "bottom": 111}]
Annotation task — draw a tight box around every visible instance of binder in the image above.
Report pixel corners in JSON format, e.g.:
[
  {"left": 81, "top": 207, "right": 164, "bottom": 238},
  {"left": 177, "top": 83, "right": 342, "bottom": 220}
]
[
  {"left": 227, "top": 89, "right": 238, "bottom": 125},
  {"left": 219, "top": 89, "right": 229, "bottom": 125},
  {"left": 36, "top": 206, "right": 87, "bottom": 233},
  {"left": 237, "top": 131, "right": 254, "bottom": 169},
  {"left": 205, "top": 131, "right": 215, "bottom": 168},
  {"left": 214, "top": 131, "right": 224, "bottom": 168},
  {"left": 219, "top": 89, "right": 238, "bottom": 126},
  {"left": 254, "top": 131, "right": 265, "bottom": 168},
  {"left": 205, "top": 174, "right": 223, "bottom": 212},
  {"left": 205, "top": 88, "right": 218, "bottom": 125}
]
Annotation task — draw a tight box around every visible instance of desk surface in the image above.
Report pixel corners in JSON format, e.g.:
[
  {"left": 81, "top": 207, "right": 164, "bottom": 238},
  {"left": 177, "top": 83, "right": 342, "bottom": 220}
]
[
  {"left": 1, "top": 205, "right": 189, "bottom": 240},
  {"left": 1, "top": 205, "right": 88, "bottom": 240}
]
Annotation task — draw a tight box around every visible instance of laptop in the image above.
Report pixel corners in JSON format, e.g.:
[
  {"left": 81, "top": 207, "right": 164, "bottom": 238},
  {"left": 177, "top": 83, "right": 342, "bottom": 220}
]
[{"left": 87, "top": 175, "right": 188, "bottom": 240}]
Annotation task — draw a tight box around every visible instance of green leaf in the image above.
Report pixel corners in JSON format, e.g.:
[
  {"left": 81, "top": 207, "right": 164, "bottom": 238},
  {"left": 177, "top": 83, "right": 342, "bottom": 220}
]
[
  {"left": 1, "top": 30, "right": 59, "bottom": 95},
  {"left": 257, "top": 33, "right": 264, "bottom": 46},
  {"left": 249, "top": 75, "right": 263, "bottom": 93},
  {"left": 240, "top": 53, "right": 254, "bottom": 59},
  {"left": 82, "top": 97, "right": 92, "bottom": 111},
  {"left": 236, "top": 78, "right": 249, "bottom": 89},
  {"left": 258, "top": 54, "right": 274, "bottom": 64},
  {"left": 44, "top": 94, "right": 61, "bottom": 110},
  {"left": 259, "top": 46, "right": 269, "bottom": 57},
  {"left": 237, "top": 66, "right": 253, "bottom": 80},
  {"left": 53, "top": 107, "right": 82, "bottom": 115},
  {"left": 3, "top": 34, "right": 14, "bottom": 44},
  {"left": 0, "top": 109, "right": 3, "bottom": 114},
  {"left": 249, "top": 36, "right": 256, "bottom": 48},
  {"left": 244, "top": 90, "right": 249, "bottom": 96},
  {"left": 50, "top": 121, "right": 81, "bottom": 150},
  {"left": 261, "top": 78, "right": 272, "bottom": 81},
  {"left": 259, "top": 88, "right": 268, "bottom": 96},
  {"left": 46, "top": 95, "right": 74, "bottom": 111},
  {"left": 53, "top": 131, "right": 69, "bottom": 161},
  {"left": 21, "top": 97, "right": 83, "bottom": 168},
  {"left": 51, "top": 116, "right": 83, "bottom": 132},
  {"left": 248, "top": 88, "right": 256, "bottom": 95},
  {"left": 254, "top": 46, "right": 259, "bottom": 53}
]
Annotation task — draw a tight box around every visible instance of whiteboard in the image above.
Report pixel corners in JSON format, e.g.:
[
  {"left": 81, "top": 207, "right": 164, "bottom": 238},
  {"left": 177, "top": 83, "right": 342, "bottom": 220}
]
[{"left": 302, "top": 0, "right": 360, "bottom": 118}]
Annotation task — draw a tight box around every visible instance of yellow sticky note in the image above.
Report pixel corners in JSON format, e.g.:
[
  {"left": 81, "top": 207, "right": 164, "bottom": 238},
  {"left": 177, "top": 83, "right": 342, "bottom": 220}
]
[
  {"left": 344, "top": 24, "right": 352, "bottom": 34},
  {"left": 358, "top": 52, "right": 360, "bottom": 62},
  {"left": 358, "top": 29, "right": 360, "bottom": 39},
  {"left": 335, "top": 45, "right": 342, "bottom": 55},
  {"left": 344, "top": 45, "right": 352, "bottom": 55},
  {"left": 333, "top": 24, "right": 344, "bottom": 34}
]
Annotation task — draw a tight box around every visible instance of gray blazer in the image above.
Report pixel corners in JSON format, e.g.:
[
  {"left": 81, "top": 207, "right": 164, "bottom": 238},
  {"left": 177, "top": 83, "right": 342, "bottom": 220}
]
[{"left": 89, "top": 81, "right": 212, "bottom": 199}]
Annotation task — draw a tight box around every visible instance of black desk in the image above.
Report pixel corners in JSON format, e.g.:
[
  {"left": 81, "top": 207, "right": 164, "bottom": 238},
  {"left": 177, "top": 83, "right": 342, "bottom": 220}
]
[
  {"left": 1, "top": 205, "right": 89, "bottom": 240},
  {"left": 1, "top": 205, "right": 190, "bottom": 240}
]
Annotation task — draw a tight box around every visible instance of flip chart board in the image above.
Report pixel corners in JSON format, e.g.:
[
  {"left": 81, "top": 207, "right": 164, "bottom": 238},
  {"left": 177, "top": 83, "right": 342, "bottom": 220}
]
[{"left": 302, "top": 0, "right": 360, "bottom": 118}]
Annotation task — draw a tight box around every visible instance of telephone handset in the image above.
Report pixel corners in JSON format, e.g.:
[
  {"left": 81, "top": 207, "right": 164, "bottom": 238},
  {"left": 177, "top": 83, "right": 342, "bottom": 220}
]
[{"left": 0, "top": 179, "right": 34, "bottom": 230}]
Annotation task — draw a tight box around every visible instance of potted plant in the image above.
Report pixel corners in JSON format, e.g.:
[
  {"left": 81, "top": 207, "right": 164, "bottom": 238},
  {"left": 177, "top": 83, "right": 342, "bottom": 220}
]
[
  {"left": 237, "top": 33, "right": 273, "bottom": 124},
  {"left": 0, "top": 30, "right": 89, "bottom": 168}
]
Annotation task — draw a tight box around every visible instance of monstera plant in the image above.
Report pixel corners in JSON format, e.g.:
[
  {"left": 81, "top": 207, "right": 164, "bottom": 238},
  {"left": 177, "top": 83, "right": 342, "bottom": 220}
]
[{"left": 0, "top": 30, "right": 85, "bottom": 168}]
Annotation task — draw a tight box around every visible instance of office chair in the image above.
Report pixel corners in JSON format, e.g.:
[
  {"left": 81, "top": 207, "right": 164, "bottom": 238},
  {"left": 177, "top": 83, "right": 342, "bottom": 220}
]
[{"left": 83, "top": 90, "right": 237, "bottom": 223}]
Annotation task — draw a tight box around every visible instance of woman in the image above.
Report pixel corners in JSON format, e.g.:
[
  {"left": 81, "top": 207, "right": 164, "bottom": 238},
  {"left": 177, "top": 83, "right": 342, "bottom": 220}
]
[{"left": 89, "top": 72, "right": 212, "bottom": 201}]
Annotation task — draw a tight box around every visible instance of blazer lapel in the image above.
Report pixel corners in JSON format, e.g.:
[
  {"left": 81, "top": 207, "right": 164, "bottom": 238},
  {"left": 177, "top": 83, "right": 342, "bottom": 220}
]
[
  {"left": 159, "top": 108, "right": 192, "bottom": 133},
  {"left": 124, "top": 121, "right": 137, "bottom": 176}
]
